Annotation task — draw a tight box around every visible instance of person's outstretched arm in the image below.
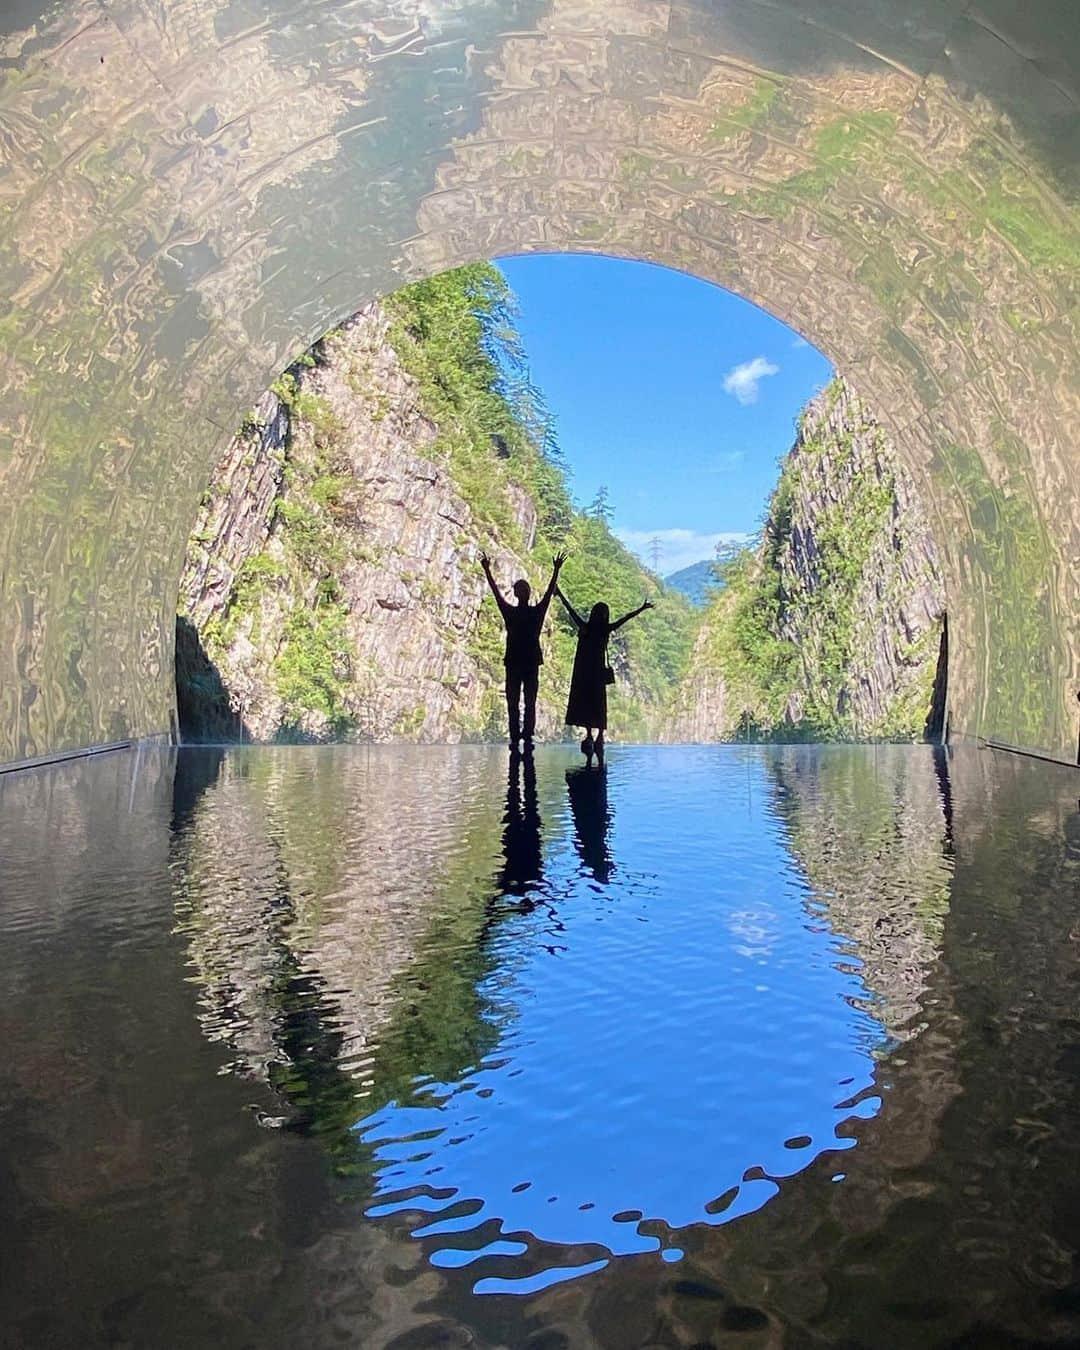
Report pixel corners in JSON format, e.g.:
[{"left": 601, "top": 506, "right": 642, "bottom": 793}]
[
  {"left": 537, "top": 551, "right": 567, "bottom": 618},
  {"left": 611, "top": 598, "right": 655, "bottom": 631},
  {"left": 555, "top": 583, "right": 587, "bottom": 632},
  {"left": 479, "top": 551, "right": 512, "bottom": 620}
]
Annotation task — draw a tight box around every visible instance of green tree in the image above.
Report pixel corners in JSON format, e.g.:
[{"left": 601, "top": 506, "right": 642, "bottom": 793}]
[{"left": 589, "top": 484, "right": 613, "bottom": 523}]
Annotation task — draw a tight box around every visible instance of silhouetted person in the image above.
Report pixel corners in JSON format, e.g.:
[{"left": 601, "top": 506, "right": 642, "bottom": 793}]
[
  {"left": 480, "top": 549, "right": 566, "bottom": 754},
  {"left": 566, "top": 764, "right": 614, "bottom": 885},
  {"left": 497, "top": 752, "right": 543, "bottom": 900},
  {"left": 556, "top": 587, "right": 653, "bottom": 761}
]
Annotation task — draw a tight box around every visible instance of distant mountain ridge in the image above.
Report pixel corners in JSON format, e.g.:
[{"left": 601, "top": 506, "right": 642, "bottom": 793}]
[{"left": 664, "top": 559, "right": 723, "bottom": 607}]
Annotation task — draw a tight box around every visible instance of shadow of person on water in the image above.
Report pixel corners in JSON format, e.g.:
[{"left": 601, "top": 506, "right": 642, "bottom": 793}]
[
  {"left": 566, "top": 763, "right": 615, "bottom": 886},
  {"left": 497, "top": 752, "right": 544, "bottom": 903}
]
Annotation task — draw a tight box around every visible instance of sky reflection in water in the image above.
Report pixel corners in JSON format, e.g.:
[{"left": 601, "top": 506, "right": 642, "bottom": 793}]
[
  {"left": 356, "top": 749, "right": 884, "bottom": 1294},
  {"left": 14, "top": 743, "right": 1080, "bottom": 1347}
]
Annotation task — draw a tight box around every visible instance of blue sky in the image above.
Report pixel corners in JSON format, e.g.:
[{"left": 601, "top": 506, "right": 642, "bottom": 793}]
[{"left": 497, "top": 254, "right": 833, "bottom": 576}]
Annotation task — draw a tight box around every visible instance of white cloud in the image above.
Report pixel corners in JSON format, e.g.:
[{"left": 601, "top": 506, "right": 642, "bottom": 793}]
[
  {"left": 615, "top": 527, "right": 751, "bottom": 576},
  {"left": 722, "top": 355, "right": 779, "bottom": 405}
]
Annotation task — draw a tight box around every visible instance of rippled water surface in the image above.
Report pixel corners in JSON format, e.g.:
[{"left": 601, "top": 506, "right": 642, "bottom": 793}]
[{"left": 2, "top": 744, "right": 1078, "bottom": 1348}]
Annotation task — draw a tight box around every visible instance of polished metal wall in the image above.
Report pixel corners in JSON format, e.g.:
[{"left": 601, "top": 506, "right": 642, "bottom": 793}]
[{"left": 1, "top": 0, "right": 1077, "bottom": 765}]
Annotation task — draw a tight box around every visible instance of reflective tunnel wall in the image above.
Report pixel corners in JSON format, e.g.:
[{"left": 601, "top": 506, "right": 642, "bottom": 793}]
[{"left": 1, "top": 0, "right": 1077, "bottom": 766}]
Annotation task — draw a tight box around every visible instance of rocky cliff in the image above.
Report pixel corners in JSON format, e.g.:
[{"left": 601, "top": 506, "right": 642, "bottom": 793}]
[
  {"left": 664, "top": 655, "right": 730, "bottom": 745},
  {"left": 177, "top": 266, "right": 694, "bottom": 743},
  {"left": 179, "top": 304, "right": 531, "bottom": 741},
  {"left": 667, "top": 379, "right": 947, "bottom": 742}
]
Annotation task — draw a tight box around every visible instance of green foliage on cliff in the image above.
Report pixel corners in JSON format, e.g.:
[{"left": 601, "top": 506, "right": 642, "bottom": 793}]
[
  {"left": 693, "top": 380, "right": 941, "bottom": 741},
  {"left": 385, "top": 264, "right": 697, "bottom": 739},
  {"left": 384, "top": 263, "right": 572, "bottom": 549},
  {"left": 275, "top": 601, "right": 355, "bottom": 739},
  {"left": 700, "top": 549, "right": 799, "bottom": 732}
]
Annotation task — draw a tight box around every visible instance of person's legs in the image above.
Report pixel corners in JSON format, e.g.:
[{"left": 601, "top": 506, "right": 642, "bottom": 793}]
[
  {"left": 505, "top": 670, "right": 522, "bottom": 748},
  {"left": 522, "top": 669, "right": 539, "bottom": 747}
]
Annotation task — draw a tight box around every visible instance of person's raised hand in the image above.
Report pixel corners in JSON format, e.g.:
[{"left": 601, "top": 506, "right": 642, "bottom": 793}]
[
  {"left": 553, "top": 550, "right": 568, "bottom": 572},
  {"left": 479, "top": 550, "right": 491, "bottom": 569},
  {"left": 642, "top": 598, "right": 655, "bottom": 611}
]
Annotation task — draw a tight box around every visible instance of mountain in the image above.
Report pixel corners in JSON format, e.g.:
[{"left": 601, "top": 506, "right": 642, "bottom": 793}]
[
  {"left": 664, "top": 559, "right": 723, "bottom": 607},
  {"left": 176, "top": 265, "right": 697, "bottom": 744},
  {"left": 665, "top": 378, "right": 946, "bottom": 742}
]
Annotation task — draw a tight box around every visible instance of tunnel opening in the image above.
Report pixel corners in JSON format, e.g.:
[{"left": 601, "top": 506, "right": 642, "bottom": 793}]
[
  {"left": 174, "top": 256, "right": 949, "bottom": 750},
  {"left": 1, "top": 0, "right": 1076, "bottom": 770}
]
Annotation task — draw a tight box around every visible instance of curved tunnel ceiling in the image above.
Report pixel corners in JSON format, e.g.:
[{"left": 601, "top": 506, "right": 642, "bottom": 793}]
[{"left": 0, "top": 0, "right": 1077, "bottom": 766}]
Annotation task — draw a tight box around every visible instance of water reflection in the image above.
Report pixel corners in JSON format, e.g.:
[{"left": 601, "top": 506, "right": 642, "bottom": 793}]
[
  {"left": 566, "top": 764, "right": 615, "bottom": 885},
  {"left": 7, "top": 744, "right": 1080, "bottom": 1346},
  {"left": 497, "top": 754, "right": 543, "bottom": 901},
  {"left": 166, "top": 744, "right": 960, "bottom": 1289},
  {"left": 769, "top": 745, "right": 955, "bottom": 1037},
  {"left": 358, "top": 749, "right": 897, "bottom": 1293}
]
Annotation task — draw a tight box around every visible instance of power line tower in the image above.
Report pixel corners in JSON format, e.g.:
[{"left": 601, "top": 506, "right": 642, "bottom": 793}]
[{"left": 648, "top": 535, "right": 663, "bottom": 574}]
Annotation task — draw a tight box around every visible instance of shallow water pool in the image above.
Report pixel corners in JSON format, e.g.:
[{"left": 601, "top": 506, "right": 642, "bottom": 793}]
[{"left": 1, "top": 743, "right": 1077, "bottom": 1347}]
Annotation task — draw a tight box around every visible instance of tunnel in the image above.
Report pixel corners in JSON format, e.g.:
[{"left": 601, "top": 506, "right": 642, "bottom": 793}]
[{"left": 0, "top": 0, "right": 1077, "bottom": 769}]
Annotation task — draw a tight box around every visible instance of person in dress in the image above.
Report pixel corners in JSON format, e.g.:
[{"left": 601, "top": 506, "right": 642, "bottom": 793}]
[{"left": 555, "top": 587, "right": 653, "bottom": 761}]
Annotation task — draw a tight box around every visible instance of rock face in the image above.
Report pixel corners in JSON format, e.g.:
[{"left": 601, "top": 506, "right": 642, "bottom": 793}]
[
  {"left": 181, "top": 389, "right": 289, "bottom": 634},
  {"left": 178, "top": 304, "right": 553, "bottom": 743},
  {"left": 176, "top": 270, "right": 696, "bottom": 745},
  {"left": 668, "top": 378, "right": 947, "bottom": 742},
  {"left": 664, "top": 637, "right": 729, "bottom": 743},
  {"left": 777, "top": 381, "right": 946, "bottom": 735}
]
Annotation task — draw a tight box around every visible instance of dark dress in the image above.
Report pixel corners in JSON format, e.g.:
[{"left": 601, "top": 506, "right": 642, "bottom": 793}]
[{"left": 565, "top": 621, "right": 610, "bottom": 729}]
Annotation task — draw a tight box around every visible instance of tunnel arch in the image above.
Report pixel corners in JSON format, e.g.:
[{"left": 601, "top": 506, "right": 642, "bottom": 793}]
[{"left": 0, "top": 0, "right": 1076, "bottom": 766}]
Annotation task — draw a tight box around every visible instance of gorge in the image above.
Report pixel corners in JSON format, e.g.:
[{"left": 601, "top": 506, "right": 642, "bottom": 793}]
[
  {"left": 178, "top": 267, "right": 946, "bottom": 747},
  {"left": 177, "top": 265, "right": 696, "bottom": 744}
]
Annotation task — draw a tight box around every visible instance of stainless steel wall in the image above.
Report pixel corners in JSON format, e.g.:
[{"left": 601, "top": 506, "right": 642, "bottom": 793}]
[{"left": 1, "top": 0, "right": 1077, "bottom": 765}]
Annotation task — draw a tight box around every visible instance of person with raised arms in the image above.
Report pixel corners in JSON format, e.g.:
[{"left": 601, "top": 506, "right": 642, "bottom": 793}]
[{"left": 480, "top": 549, "right": 567, "bottom": 755}]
